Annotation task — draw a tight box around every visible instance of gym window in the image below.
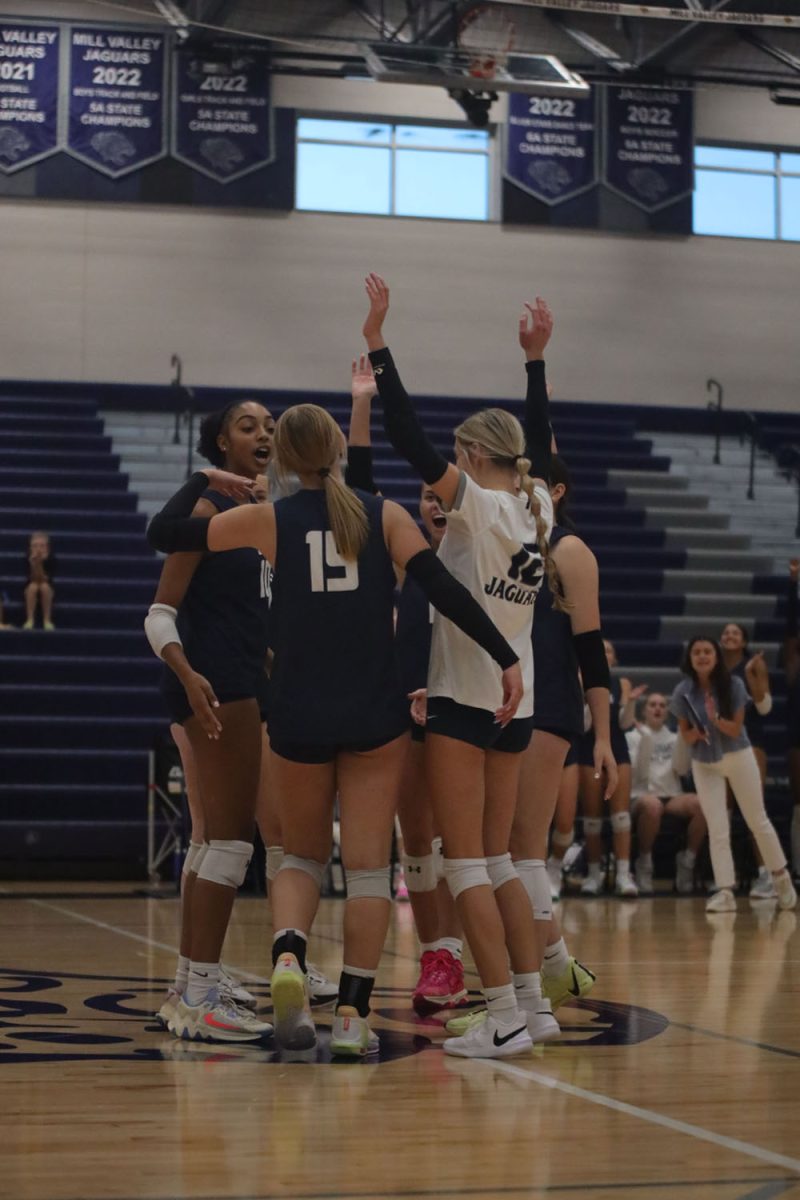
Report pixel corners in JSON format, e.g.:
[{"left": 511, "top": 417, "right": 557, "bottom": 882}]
[
  {"left": 295, "top": 117, "right": 492, "bottom": 221},
  {"left": 693, "top": 144, "right": 800, "bottom": 242}
]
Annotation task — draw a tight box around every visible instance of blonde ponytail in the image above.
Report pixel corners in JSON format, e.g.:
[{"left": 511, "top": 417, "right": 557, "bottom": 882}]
[{"left": 273, "top": 405, "right": 369, "bottom": 561}]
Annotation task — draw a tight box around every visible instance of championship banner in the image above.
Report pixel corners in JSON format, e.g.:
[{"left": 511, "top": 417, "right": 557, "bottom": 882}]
[
  {"left": 603, "top": 86, "right": 693, "bottom": 212},
  {"left": 0, "top": 23, "right": 60, "bottom": 174},
  {"left": 505, "top": 91, "right": 597, "bottom": 205},
  {"left": 66, "top": 26, "right": 166, "bottom": 178},
  {"left": 172, "top": 47, "right": 274, "bottom": 183}
]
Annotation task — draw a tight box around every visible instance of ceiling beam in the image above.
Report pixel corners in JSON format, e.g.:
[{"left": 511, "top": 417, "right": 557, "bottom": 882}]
[
  {"left": 740, "top": 29, "right": 800, "bottom": 76},
  {"left": 634, "top": 0, "right": 735, "bottom": 69}
]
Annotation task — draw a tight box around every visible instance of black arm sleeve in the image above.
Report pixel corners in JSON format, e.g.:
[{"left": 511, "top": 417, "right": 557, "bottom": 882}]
[
  {"left": 147, "top": 472, "right": 212, "bottom": 554},
  {"left": 368, "top": 347, "right": 448, "bottom": 486},
  {"left": 524, "top": 360, "right": 553, "bottom": 482},
  {"left": 573, "top": 629, "right": 611, "bottom": 692},
  {"left": 404, "top": 548, "right": 519, "bottom": 670},
  {"left": 345, "top": 445, "right": 378, "bottom": 494}
]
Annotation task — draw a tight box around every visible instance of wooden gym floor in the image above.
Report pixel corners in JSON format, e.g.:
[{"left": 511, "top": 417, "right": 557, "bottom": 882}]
[{"left": 2, "top": 882, "right": 799, "bottom": 1200}]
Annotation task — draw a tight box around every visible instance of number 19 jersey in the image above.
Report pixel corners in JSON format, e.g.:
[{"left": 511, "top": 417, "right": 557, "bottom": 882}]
[
  {"left": 427, "top": 472, "right": 553, "bottom": 719},
  {"left": 268, "top": 487, "right": 408, "bottom": 747}
]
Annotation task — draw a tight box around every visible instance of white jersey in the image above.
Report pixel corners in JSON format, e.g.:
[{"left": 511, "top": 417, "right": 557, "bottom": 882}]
[
  {"left": 628, "top": 725, "right": 683, "bottom": 798},
  {"left": 427, "top": 472, "right": 553, "bottom": 718}
]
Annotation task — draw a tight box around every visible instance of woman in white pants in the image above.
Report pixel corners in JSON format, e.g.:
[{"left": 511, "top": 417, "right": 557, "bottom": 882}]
[{"left": 670, "top": 637, "right": 796, "bottom": 914}]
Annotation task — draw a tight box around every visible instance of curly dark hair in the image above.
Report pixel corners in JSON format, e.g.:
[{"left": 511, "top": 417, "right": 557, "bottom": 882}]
[
  {"left": 549, "top": 453, "right": 576, "bottom": 532},
  {"left": 681, "top": 636, "right": 735, "bottom": 719},
  {"left": 196, "top": 402, "right": 246, "bottom": 468}
]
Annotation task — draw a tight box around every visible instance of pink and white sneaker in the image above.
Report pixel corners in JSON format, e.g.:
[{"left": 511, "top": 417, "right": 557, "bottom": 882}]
[{"left": 412, "top": 949, "right": 468, "bottom": 1015}]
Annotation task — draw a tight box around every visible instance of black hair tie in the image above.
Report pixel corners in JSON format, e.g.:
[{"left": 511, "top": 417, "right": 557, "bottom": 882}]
[{"left": 318, "top": 467, "right": 331, "bottom": 479}]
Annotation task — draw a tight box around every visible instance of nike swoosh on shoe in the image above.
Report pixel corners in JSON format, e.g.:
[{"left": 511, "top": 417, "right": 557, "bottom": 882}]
[{"left": 493, "top": 1025, "right": 527, "bottom": 1047}]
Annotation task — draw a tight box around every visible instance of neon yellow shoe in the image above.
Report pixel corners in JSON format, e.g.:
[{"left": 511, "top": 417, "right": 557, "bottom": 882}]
[
  {"left": 541, "top": 957, "right": 596, "bottom": 1011},
  {"left": 445, "top": 1007, "right": 487, "bottom": 1036}
]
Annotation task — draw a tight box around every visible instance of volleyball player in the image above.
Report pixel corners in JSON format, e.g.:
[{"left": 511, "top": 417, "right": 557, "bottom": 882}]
[
  {"left": 145, "top": 400, "right": 275, "bottom": 1042},
  {"left": 577, "top": 639, "right": 644, "bottom": 897},
  {"left": 786, "top": 560, "right": 800, "bottom": 876},
  {"left": 349, "top": 353, "right": 467, "bottom": 1012},
  {"left": 364, "top": 275, "right": 555, "bottom": 1059},
  {"left": 148, "top": 403, "right": 522, "bottom": 1057}
]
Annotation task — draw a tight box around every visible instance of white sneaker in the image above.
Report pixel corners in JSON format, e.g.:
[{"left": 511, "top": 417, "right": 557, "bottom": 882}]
[
  {"left": 329, "top": 1006, "right": 379, "bottom": 1057},
  {"left": 155, "top": 988, "right": 181, "bottom": 1028},
  {"left": 219, "top": 966, "right": 258, "bottom": 1011},
  {"left": 705, "top": 888, "right": 736, "bottom": 913},
  {"left": 749, "top": 867, "right": 777, "bottom": 901},
  {"left": 168, "top": 996, "right": 273, "bottom": 1043},
  {"left": 774, "top": 871, "right": 798, "bottom": 911},
  {"left": 271, "top": 954, "right": 317, "bottom": 1050},
  {"left": 615, "top": 874, "right": 639, "bottom": 899},
  {"left": 635, "top": 857, "right": 654, "bottom": 895},
  {"left": 581, "top": 871, "right": 603, "bottom": 897},
  {"left": 675, "top": 850, "right": 695, "bottom": 895},
  {"left": 546, "top": 856, "right": 562, "bottom": 901},
  {"left": 444, "top": 1012, "right": 533, "bottom": 1059},
  {"left": 306, "top": 962, "right": 338, "bottom": 1007},
  {"left": 520, "top": 1002, "right": 561, "bottom": 1043}
]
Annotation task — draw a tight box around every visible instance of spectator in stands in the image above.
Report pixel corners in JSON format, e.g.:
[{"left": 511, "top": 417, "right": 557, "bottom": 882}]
[
  {"left": 719, "top": 622, "right": 775, "bottom": 898},
  {"left": 578, "top": 639, "right": 644, "bottom": 897},
  {"left": 0, "top": 592, "right": 13, "bottom": 629},
  {"left": 23, "top": 531, "right": 56, "bottom": 630},
  {"left": 785, "top": 559, "right": 800, "bottom": 877},
  {"left": 628, "top": 692, "right": 706, "bottom": 895},
  {"left": 670, "top": 636, "right": 796, "bottom": 914}
]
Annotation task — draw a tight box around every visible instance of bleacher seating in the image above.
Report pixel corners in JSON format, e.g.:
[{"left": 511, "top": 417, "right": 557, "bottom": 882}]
[{"left": 2, "top": 383, "right": 798, "bottom": 878}]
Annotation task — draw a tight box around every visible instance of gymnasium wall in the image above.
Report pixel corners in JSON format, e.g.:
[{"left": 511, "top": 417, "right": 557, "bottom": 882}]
[{"left": 0, "top": 2, "right": 798, "bottom": 411}]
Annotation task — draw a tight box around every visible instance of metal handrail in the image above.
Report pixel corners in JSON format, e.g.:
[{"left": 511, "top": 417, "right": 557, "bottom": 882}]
[
  {"left": 776, "top": 442, "right": 800, "bottom": 537},
  {"left": 706, "top": 378, "right": 723, "bottom": 464},
  {"left": 741, "top": 411, "right": 758, "bottom": 501}
]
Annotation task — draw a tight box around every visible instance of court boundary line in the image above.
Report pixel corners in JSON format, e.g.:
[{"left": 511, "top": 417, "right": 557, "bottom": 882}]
[{"left": 481, "top": 1058, "right": 800, "bottom": 1176}]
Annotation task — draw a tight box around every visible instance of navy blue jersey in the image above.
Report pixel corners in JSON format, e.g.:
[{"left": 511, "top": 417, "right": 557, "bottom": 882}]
[
  {"left": 395, "top": 573, "right": 432, "bottom": 699},
  {"left": 161, "top": 490, "right": 271, "bottom": 710},
  {"left": 731, "top": 659, "right": 766, "bottom": 750},
  {"left": 532, "top": 525, "right": 584, "bottom": 737},
  {"left": 576, "top": 676, "right": 631, "bottom": 766},
  {"left": 268, "top": 488, "right": 408, "bottom": 746}
]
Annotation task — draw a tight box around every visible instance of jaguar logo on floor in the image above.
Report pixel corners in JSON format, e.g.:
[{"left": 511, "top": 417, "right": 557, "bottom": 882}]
[{"left": 0, "top": 968, "right": 669, "bottom": 1064}]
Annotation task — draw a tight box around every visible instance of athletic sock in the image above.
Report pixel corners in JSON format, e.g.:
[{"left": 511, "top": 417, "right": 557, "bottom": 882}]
[
  {"left": 185, "top": 960, "right": 220, "bottom": 1007},
  {"left": 513, "top": 971, "right": 543, "bottom": 1006},
  {"left": 435, "top": 938, "right": 463, "bottom": 959},
  {"left": 272, "top": 928, "right": 308, "bottom": 971},
  {"left": 637, "top": 852, "right": 653, "bottom": 869},
  {"left": 174, "top": 954, "right": 190, "bottom": 994},
  {"left": 616, "top": 858, "right": 631, "bottom": 880},
  {"left": 682, "top": 849, "right": 697, "bottom": 866},
  {"left": 419, "top": 941, "right": 438, "bottom": 955},
  {"left": 542, "top": 937, "right": 570, "bottom": 978},
  {"left": 337, "top": 965, "right": 375, "bottom": 1017},
  {"left": 483, "top": 983, "right": 520, "bottom": 1026}
]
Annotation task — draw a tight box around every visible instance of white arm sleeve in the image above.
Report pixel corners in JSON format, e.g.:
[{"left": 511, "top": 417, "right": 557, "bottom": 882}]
[
  {"left": 144, "top": 603, "right": 182, "bottom": 659},
  {"left": 755, "top": 693, "right": 772, "bottom": 716}
]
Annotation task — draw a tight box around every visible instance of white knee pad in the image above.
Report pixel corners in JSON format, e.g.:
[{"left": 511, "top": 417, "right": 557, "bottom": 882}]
[
  {"left": 551, "top": 827, "right": 574, "bottom": 849},
  {"left": 611, "top": 810, "right": 632, "bottom": 833},
  {"left": 197, "top": 839, "right": 253, "bottom": 889},
  {"left": 443, "top": 857, "right": 491, "bottom": 900},
  {"left": 403, "top": 853, "right": 438, "bottom": 893},
  {"left": 265, "top": 845, "right": 284, "bottom": 883},
  {"left": 182, "top": 841, "right": 205, "bottom": 878},
  {"left": 486, "top": 853, "right": 518, "bottom": 891},
  {"left": 583, "top": 817, "right": 603, "bottom": 835},
  {"left": 346, "top": 866, "right": 392, "bottom": 901},
  {"left": 279, "top": 854, "right": 327, "bottom": 888},
  {"left": 515, "top": 859, "right": 552, "bottom": 921},
  {"left": 432, "top": 836, "right": 445, "bottom": 881}
]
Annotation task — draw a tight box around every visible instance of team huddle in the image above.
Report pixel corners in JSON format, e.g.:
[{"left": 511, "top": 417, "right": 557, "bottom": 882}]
[{"left": 144, "top": 276, "right": 796, "bottom": 1061}]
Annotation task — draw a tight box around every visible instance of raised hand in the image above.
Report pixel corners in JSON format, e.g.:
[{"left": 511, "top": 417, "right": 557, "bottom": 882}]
[
  {"left": 363, "top": 272, "right": 390, "bottom": 349},
  {"left": 351, "top": 353, "right": 378, "bottom": 404},
  {"left": 518, "top": 296, "right": 553, "bottom": 361},
  {"left": 203, "top": 468, "right": 255, "bottom": 503},
  {"left": 745, "top": 650, "right": 768, "bottom": 685}
]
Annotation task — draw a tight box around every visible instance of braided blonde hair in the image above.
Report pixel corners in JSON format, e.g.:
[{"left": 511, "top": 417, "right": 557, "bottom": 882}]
[
  {"left": 273, "top": 404, "right": 369, "bottom": 560},
  {"left": 454, "top": 408, "right": 566, "bottom": 610}
]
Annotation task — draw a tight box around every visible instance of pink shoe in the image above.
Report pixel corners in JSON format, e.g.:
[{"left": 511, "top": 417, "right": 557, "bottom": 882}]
[
  {"left": 393, "top": 865, "right": 409, "bottom": 901},
  {"left": 412, "top": 949, "right": 468, "bottom": 1015}
]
